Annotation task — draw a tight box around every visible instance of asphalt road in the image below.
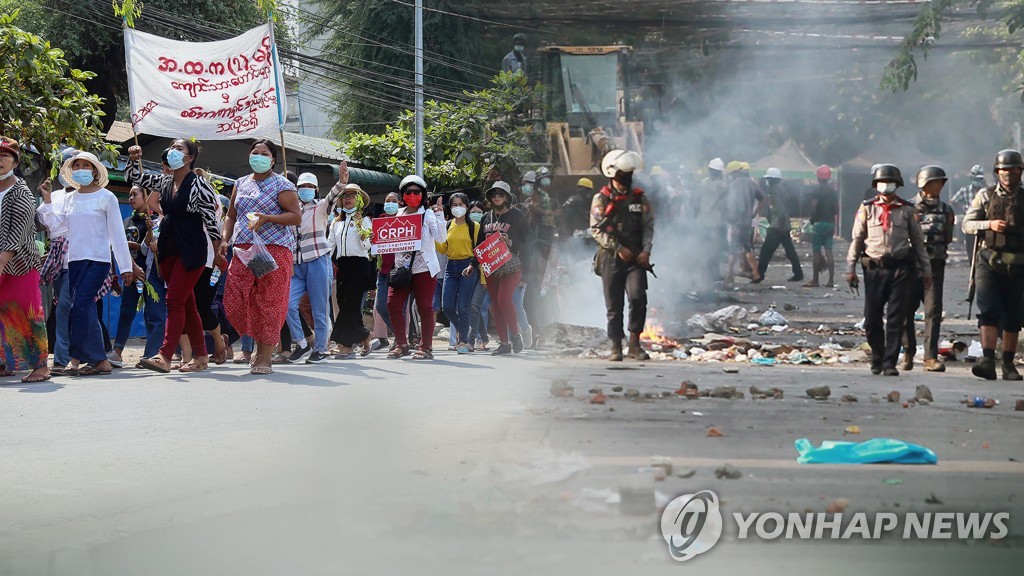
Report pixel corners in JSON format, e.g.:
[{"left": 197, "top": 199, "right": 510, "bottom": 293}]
[{"left": 1, "top": 239, "right": 1022, "bottom": 575}]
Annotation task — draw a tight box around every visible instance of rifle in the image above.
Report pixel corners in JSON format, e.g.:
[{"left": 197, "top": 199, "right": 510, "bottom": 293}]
[
  {"left": 966, "top": 234, "right": 980, "bottom": 319},
  {"left": 595, "top": 215, "right": 656, "bottom": 277}
]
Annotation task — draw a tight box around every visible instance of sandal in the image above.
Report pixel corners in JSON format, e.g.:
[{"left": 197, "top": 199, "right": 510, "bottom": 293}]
[
  {"left": 77, "top": 365, "right": 112, "bottom": 376},
  {"left": 21, "top": 369, "right": 52, "bottom": 383},
  {"left": 211, "top": 345, "right": 227, "bottom": 365},
  {"left": 139, "top": 356, "right": 172, "bottom": 374},
  {"left": 178, "top": 360, "right": 209, "bottom": 373},
  {"left": 359, "top": 336, "right": 373, "bottom": 357},
  {"left": 250, "top": 363, "right": 273, "bottom": 375},
  {"left": 410, "top": 349, "right": 434, "bottom": 360},
  {"left": 387, "top": 345, "right": 410, "bottom": 359}
]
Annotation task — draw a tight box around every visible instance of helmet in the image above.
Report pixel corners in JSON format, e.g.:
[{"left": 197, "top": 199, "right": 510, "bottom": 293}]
[
  {"left": 399, "top": 174, "right": 427, "bottom": 192},
  {"left": 601, "top": 149, "right": 644, "bottom": 178},
  {"left": 994, "top": 149, "right": 1024, "bottom": 170},
  {"left": 765, "top": 167, "right": 782, "bottom": 179},
  {"left": 970, "top": 164, "right": 984, "bottom": 178},
  {"left": 871, "top": 164, "right": 904, "bottom": 187},
  {"left": 816, "top": 165, "right": 832, "bottom": 180},
  {"left": 725, "top": 160, "right": 745, "bottom": 175},
  {"left": 650, "top": 165, "right": 665, "bottom": 177},
  {"left": 521, "top": 170, "right": 537, "bottom": 184},
  {"left": 513, "top": 33, "right": 526, "bottom": 44},
  {"left": 576, "top": 177, "right": 594, "bottom": 190},
  {"left": 486, "top": 180, "right": 512, "bottom": 198},
  {"left": 537, "top": 166, "right": 551, "bottom": 178},
  {"left": 916, "top": 165, "right": 948, "bottom": 188},
  {"left": 708, "top": 157, "right": 724, "bottom": 172}
]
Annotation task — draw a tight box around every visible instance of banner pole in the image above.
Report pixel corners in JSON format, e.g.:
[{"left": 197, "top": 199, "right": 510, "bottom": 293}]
[
  {"left": 267, "top": 14, "right": 288, "bottom": 174},
  {"left": 123, "top": 17, "right": 145, "bottom": 180}
]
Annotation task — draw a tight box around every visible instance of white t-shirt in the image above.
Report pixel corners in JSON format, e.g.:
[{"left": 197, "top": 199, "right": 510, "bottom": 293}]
[{"left": 38, "top": 188, "right": 134, "bottom": 274}]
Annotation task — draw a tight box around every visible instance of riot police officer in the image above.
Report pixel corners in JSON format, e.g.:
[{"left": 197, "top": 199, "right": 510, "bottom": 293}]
[
  {"left": 962, "top": 149, "right": 1024, "bottom": 381},
  {"left": 847, "top": 164, "right": 932, "bottom": 376},
  {"left": 902, "top": 166, "right": 954, "bottom": 372},
  {"left": 591, "top": 150, "right": 654, "bottom": 361}
]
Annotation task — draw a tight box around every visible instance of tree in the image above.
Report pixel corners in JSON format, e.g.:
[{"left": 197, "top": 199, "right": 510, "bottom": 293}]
[
  {"left": 342, "top": 71, "right": 544, "bottom": 188},
  {"left": 0, "top": 11, "right": 118, "bottom": 171}
]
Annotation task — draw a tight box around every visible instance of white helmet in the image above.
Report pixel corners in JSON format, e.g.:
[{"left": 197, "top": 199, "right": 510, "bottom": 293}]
[
  {"left": 601, "top": 149, "right": 644, "bottom": 178},
  {"left": 708, "top": 157, "right": 725, "bottom": 172},
  {"left": 521, "top": 170, "right": 537, "bottom": 184},
  {"left": 400, "top": 174, "right": 427, "bottom": 191},
  {"left": 765, "top": 167, "right": 782, "bottom": 179}
]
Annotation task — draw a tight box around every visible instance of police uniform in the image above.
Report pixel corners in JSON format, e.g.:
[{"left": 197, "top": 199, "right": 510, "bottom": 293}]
[
  {"left": 963, "top": 185, "right": 1024, "bottom": 336},
  {"left": 591, "top": 184, "right": 654, "bottom": 351},
  {"left": 848, "top": 194, "right": 931, "bottom": 373},
  {"left": 902, "top": 193, "right": 954, "bottom": 369}
]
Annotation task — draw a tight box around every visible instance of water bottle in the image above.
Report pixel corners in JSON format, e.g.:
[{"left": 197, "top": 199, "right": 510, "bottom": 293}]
[
  {"left": 136, "top": 280, "right": 144, "bottom": 294},
  {"left": 209, "top": 268, "right": 221, "bottom": 286},
  {"left": 963, "top": 396, "right": 999, "bottom": 408}
]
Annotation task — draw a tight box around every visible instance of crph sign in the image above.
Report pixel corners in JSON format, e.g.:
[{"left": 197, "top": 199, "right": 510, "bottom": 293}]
[
  {"left": 371, "top": 214, "right": 422, "bottom": 255},
  {"left": 660, "top": 490, "right": 1011, "bottom": 562}
]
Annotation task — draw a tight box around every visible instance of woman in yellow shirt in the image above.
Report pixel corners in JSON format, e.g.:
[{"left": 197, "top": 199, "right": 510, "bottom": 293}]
[{"left": 436, "top": 193, "right": 482, "bottom": 354}]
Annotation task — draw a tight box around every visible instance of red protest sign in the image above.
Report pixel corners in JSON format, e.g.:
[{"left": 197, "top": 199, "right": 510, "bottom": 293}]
[
  {"left": 372, "top": 214, "right": 422, "bottom": 255},
  {"left": 474, "top": 233, "right": 514, "bottom": 277}
]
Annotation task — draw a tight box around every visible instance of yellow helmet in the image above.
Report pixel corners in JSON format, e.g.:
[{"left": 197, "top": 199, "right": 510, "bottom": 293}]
[
  {"left": 576, "top": 177, "right": 594, "bottom": 190},
  {"left": 725, "top": 160, "right": 748, "bottom": 175},
  {"left": 650, "top": 165, "right": 666, "bottom": 177}
]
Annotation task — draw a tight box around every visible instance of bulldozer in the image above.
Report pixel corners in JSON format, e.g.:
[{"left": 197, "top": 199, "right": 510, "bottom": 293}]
[{"left": 537, "top": 45, "right": 645, "bottom": 178}]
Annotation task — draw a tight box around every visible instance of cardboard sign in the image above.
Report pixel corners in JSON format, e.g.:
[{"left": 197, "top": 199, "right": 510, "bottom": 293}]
[
  {"left": 371, "top": 214, "right": 422, "bottom": 255},
  {"left": 474, "top": 233, "right": 514, "bottom": 277}
]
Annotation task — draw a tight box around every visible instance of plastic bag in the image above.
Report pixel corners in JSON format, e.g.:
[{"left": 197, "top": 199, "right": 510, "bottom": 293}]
[
  {"left": 794, "top": 438, "right": 938, "bottom": 465},
  {"left": 234, "top": 229, "right": 279, "bottom": 278}
]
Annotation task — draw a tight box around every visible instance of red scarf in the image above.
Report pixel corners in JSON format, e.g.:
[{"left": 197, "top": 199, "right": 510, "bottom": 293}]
[{"left": 873, "top": 196, "right": 900, "bottom": 231}]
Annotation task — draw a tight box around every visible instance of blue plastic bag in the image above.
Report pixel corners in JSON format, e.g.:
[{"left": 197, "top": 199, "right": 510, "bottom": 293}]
[{"left": 794, "top": 438, "right": 938, "bottom": 465}]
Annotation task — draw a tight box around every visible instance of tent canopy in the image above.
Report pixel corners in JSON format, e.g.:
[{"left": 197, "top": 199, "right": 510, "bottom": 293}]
[
  {"left": 750, "top": 139, "right": 820, "bottom": 179},
  {"left": 841, "top": 140, "right": 938, "bottom": 174}
]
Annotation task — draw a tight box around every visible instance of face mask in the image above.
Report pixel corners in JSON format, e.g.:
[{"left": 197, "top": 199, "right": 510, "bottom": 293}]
[
  {"left": 249, "top": 154, "right": 273, "bottom": 174},
  {"left": 71, "top": 169, "right": 95, "bottom": 186},
  {"left": 451, "top": 206, "right": 467, "bottom": 218},
  {"left": 522, "top": 183, "right": 534, "bottom": 195},
  {"left": 514, "top": 44, "right": 525, "bottom": 53},
  {"left": 615, "top": 173, "right": 634, "bottom": 191},
  {"left": 297, "top": 188, "right": 316, "bottom": 203},
  {"left": 0, "top": 169, "right": 12, "bottom": 180},
  {"left": 166, "top": 149, "right": 187, "bottom": 170},
  {"left": 876, "top": 182, "right": 897, "bottom": 194},
  {"left": 342, "top": 206, "right": 357, "bottom": 214},
  {"left": 403, "top": 192, "right": 423, "bottom": 209},
  {"left": 540, "top": 177, "right": 551, "bottom": 187},
  {"left": 469, "top": 212, "right": 483, "bottom": 223},
  {"left": 384, "top": 202, "right": 400, "bottom": 215}
]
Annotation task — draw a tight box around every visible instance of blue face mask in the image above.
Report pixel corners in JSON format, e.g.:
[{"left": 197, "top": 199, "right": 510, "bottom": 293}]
[
  {"left": 540, "top": 177, "right": 551, "bottom": 187},
  {"left": 469, "top": 212, "right": 483, "bottom": 223},
  {"left": 71, "top": 169, "right": 95, "bottom": 186},
  {"left": 384, "top": 202, "right": 400, "bottom": 215},
  {"left": 166, "top": 149, "right": 186, "bottom": 170},
  {"left": 298, "top": 188, "right": 316, "bottom": 203},
  {"left": 249, "top": 154, "right": 273, "bottom": 174},
  {"left": 342, "top": 206, "right": 357, "bottom": 214},
  {"left": 522, "top": 183, "right": 534, "bottom": 195}
]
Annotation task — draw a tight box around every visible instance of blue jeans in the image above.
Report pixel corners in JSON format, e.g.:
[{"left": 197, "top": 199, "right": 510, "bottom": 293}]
[
  {"left": 241, "top": 335, "right": 253, "bottom": 354},
  {"left": 375, "top": 273, "right": 393, "bottom": 334},
  {"left": 286, "top": 255, "right": 332, "bottom": 352},
  {"left": 470, "top": 282, "right": 490, "bottom": 345},
  {"left": 442, "top": 258, "right": 477, "bottom": 344},
  {"left": 52, "top": 269, "right": 73, "bottom": 366},
  {"left": 67, "top": 260, "right": 112, "bottom": 365},
  {"left": 513, "top": 281, "right": 529, "bottom": 336},
  {"left": 114, "top": 265, "right": 167, "bottom": 358}
]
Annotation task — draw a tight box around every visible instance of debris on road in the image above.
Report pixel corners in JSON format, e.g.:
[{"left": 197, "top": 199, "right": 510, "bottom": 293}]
[
  {"left": 758, "top": 308, "right": 788, "bottom": 327},
  {"left": 675, "top": 381, "right": 700, "bottom": 399},
  {"left": 795, "top": 438, "right": 938, "bottom": 465},
  {"left": 707, "top": 386, "right": 744, "bottom": 399},
  {"left": 676, "top": 468, "right": 697, "bottom": 479},
  {"left": 550, "top": 379, "right": 574, "bottom": 398},
  {"left": 707, "top": 426, "right": 725, "bottom": 437},
  {"left": 882, "top": 478, "right": 904, "bottom": 485},
  {"left": 611, "top": 386, "right": 623, "bottom": 393},
  {"left": 714, "top": 463, "right": 743, "bottom": 479},
  {"left": 887, "top": 391, "right": 901, "bottom": 403},
  {"left": 914, "top": 385, "right": 934, "bottom": 405},
  {"left": 925, "top": 493, "right": 944, "bottom": 505},
  {"left": 845, "top": 425, "right": 861, "bottom": 435},
  {"left": 806, "top": 385, "right": 831, "bottom": 400},
  {"left": 1016, "top": 399, "right": 1024, "bottom": 411},
  {"left": 963, "top": 396, "right": 999, "bottom": 408},
  {"left": 750, "top": 385, "right": 784, "bottom": 400},
  {"left": 826, "top": 498, "right": 849, "bottom": 514},
  {"left": 589, "top": 390, "right": 607, "bottom": 405},
  {"left": 686, "top": 305, "right": 749, "bottom": 333},
  {"left": 650, "top": 456, "right": 673, "bottom": 476},
  {"left": 624, "top": 388, "right": 640, "bottom": 399},
  {"left": 841, "top": 394, "right": 858, "bottom": 403}
]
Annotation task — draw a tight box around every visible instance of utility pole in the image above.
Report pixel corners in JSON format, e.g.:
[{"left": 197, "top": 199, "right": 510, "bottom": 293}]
[{"left": 414, "top": 0, "right": 424, "bottom": 176}]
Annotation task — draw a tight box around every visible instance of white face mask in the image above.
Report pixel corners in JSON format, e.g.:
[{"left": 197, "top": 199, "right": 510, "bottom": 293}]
[
  {"left": 876, "top": 182, "right": 897, "bottom": 194},
  {"left": 0, "top": 169, "right": 12, "bottom": 181},
  {"left": 451, "top": 206, "right": 467, "bottom": 218}
]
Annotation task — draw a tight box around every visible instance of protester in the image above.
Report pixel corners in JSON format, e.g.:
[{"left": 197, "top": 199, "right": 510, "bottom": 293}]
[
  {"left": 37, "top": 148, "right": 79, "bottom": 374},
  {"left": 756, "top": 168, "right": 803, "bottom": 282},
  {"left": 110, "top": 185, "right": 167, "bottom": 366},
  {"left": 329, "top": 183, "right": 374, "bottom": 358},
  {"left": 437, "top": 192, "right": 482, "bottom": 354},
  {"left": 807, "top": 165, "right": 839, "bottom": 288},
  {"left": 189, "top": 169, "right": 229, "bottom": 365},
  {"left": 285, "top": 169, "right": 344, "bottom": 363},
  {"left": 38, "top": 151, "right": 134, "bottom": 376},
  {"left": 467, "top": 201, "right": 491, "bottom": 350},
  {"left": 126, "top": 140, "right": 221, "bottom": 374},
  {"left": 221, "top": 140, "right": 300, "bottom": 375},
  {"left": 386, "top": 175, "right": 447, "bottom": 359},
  {"left": 0, "top": 137, "right": 49, "bottom": 383},
  {"left": 370, "top": 192, "right": 402, "bottom": 353},
  {"left": 482, "top": 181, "right": 531, "bottom": 355}
]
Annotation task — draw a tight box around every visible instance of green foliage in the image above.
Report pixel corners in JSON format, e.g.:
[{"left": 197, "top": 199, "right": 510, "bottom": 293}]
[
  {"left": 0, "top": 12, "right": 118, "bottom": 172},
  {"left": 342, "top": 72, "right": 544, "bottom": 189},
  {"left": 112, "top": 0, "right": 144, "bottom": 28}
]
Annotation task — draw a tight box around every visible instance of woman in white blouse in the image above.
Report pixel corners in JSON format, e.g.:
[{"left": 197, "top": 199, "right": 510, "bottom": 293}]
[
  {"left": 385, "top": 175, "right": 447, "bottom": 360},
  {"left": 328, "top": 183, "right": 374, "bottom": 358},
  {"left": 38, "top": 152, "right": 135, "bottom": 376}
]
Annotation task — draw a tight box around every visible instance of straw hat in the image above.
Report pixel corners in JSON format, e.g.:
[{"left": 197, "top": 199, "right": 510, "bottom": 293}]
[
  {"left": 341, "top": 183, "right": 370, "bottom": 210},
  {"left": 60, "top": 151, "right": 109, "bottom": 189}
]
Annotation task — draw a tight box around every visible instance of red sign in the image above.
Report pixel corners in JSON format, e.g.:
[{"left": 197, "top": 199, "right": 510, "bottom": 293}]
[
  {"left": 474, "top": 233, "right": 514, "bottom": 277},
  {"left": 371, "top": 214, "right": 422, "bottom": 255}
]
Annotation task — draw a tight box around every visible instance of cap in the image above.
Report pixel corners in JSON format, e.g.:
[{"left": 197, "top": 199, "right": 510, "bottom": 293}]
[
  {"left": 297, "top": 172, "right": 319, "bottom": 188},
  {"left": 0, "top": 136, "right": 20, "bottom": 161}
]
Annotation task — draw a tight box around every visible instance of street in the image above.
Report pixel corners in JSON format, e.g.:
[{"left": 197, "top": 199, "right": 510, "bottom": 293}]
[{"left": 2, "top": 241, "right": 1023, "bottom": 575}]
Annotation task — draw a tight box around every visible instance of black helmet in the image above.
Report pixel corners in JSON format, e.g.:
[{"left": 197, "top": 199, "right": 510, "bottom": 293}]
[
  {"left": 916, "top": 165, "right": 947, "bottom": 189},
  {"left": 994, "top": 149, "right": 1024, "bottom": 171},
  {"left": 871, "top": 164, "right": 904, "bottom": 187},
  {"left": 513, "top": 33, "right": 526, "bottom": 44}
]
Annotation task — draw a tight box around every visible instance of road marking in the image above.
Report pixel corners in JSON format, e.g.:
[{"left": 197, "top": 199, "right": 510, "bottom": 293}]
[{"left": 588, "top": 456, "right": 1024, "bottom": 474}]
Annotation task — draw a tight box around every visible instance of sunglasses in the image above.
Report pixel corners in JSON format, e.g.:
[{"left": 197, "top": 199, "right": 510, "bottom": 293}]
[{"left": 404, "top": 188, "right": 424, "bottom": 195}]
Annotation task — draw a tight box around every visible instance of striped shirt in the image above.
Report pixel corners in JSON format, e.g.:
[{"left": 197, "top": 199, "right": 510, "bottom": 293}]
[
  {"left": 0, "top": 178, "right": 41, "bottom": 276},
  {"left": 295, "top": 183, "right": 341, "bottom": 264}
]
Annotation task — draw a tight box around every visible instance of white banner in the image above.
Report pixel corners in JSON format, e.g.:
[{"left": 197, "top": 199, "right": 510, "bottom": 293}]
[{"left": 124, "top": 24, "right": 286, "bottom": 140}]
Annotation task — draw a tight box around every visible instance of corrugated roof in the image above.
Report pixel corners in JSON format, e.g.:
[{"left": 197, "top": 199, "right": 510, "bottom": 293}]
[
  {"left": 283, "top": 131, "right": 348, "bottom": 161},
  {"left": 106, "top": 121, "right": 136, "bottom": 144}
]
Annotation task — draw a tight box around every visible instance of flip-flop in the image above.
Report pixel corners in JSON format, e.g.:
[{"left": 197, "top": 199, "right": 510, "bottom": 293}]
[
  {"left": 139, "top": 357, "right": 171, "bottom": 374},
  {"left": 21, "top": 373, "right": 52, "bottom": 383},
  {"left": 250, "top": 365, "right": 273, "bottom": 375},
  {"left": 77, "top": 365, "right": 112, "bottom": 376}
]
